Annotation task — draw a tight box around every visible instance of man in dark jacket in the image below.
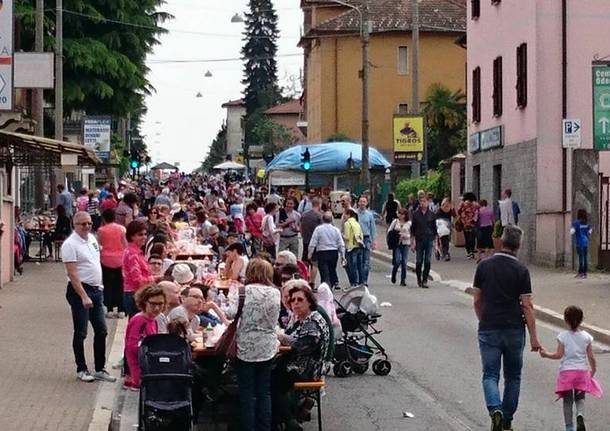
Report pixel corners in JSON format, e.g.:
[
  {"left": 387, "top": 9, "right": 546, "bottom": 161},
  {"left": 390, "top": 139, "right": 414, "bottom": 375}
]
[{"left": 410, "top": 196, "right": 437, "bottom": 288}]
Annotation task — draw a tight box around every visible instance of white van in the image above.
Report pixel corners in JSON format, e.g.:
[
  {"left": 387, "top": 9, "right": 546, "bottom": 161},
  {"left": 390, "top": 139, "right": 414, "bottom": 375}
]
[{"left": 329, "top": 190, "right": 349, "bottom": 218}]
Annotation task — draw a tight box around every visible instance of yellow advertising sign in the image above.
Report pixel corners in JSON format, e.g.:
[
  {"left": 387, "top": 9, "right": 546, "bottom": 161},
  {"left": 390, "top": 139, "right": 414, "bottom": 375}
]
[{"left": 393, "top": 116, "right": 424, "bottom": 153}]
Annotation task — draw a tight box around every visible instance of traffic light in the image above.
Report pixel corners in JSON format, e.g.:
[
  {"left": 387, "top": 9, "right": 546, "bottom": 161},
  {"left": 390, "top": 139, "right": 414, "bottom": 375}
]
[
  {"left": 130, "top": 151, "right": 140, "bottom": 170},
  {"left": 302, "top": 148, "right": 311, "bottom": 171}
]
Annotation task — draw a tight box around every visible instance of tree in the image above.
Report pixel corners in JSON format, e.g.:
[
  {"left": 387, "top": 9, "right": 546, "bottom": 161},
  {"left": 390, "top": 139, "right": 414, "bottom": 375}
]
[
  {"left": 251, "top": 116, "right": 295, "bottom": 158},
  {"left": 241, "top": 0, "right": 281, "bottom": 158},
  {"left": 201, "top": 124, "right": 228, "bottom": 172},
  {"left": 422, "top": 83, "right": 467, "bottom": 169}
]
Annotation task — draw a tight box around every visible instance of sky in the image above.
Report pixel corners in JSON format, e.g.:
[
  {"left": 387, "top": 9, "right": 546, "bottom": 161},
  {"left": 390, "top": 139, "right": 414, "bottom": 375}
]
[{"left": 141, "top": 0, "right": 303, "bottom": 172}]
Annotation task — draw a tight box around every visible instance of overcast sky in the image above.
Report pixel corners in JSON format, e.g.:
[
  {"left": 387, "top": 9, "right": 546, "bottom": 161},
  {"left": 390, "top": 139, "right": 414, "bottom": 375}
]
[{"left": 142, "top": 0, "right": 303, "bottom": 172}]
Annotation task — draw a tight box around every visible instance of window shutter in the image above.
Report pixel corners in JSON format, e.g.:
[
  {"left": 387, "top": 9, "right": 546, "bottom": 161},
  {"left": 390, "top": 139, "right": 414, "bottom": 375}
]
[
  {"left": 493, "top": 57, "right": 503, "bottom": 117},
  {"left": 516, "top": 43, "right": 528, "bottom": 109},
  {"left": 471, "top": 0, "right": 480, "bottom": 19},
  {"left": 472, "top": 67, "right": 481, "bottom": 123}
]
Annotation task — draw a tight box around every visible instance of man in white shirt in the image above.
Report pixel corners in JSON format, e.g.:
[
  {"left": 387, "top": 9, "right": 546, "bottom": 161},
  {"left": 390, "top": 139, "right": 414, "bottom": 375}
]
[
  {"left": 62, "top": 211, "right": 116, "bottom": 383},
  {"left": 308, "top": 211, "right": 346, "bottom": 289}
]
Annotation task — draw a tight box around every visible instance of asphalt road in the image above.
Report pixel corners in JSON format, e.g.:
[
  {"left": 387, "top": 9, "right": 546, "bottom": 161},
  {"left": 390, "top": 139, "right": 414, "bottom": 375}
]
[{"left": 315, "top": 258, "right": 610, "bottom": 431}]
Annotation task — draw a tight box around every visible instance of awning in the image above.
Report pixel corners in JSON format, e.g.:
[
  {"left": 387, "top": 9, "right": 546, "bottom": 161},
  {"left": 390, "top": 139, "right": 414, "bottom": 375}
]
[
  {"left": 151, "top": 162, "right": 179, "bottom": 171},
  {"left": 0, "top": 131, "right": 101, "bottom": 167}
]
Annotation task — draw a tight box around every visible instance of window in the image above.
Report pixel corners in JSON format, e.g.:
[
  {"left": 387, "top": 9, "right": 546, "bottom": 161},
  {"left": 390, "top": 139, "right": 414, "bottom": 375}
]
[
  {"left": 491, "top": 0, "right": 501, "bottom": 5},
  {"left": 472, "top": 67, "right": 481, "bottom": 123},
  {"left": 516, "top": 43, "right": 528, "bottom": 109},
  {"left": 398, "top": 103, "right": 409, "bottom": 115},
  {"left": 472, "top": 165, "right": 481, "bottom": 200},
  {"left": 471, "top": 0, "right": 480, "bottom": 19},
  {"left": 493, "top": 56, "right": 503, "bottom": 117},
  {"left": 397, "top": 46, "right": 408, "bottom": 75}
]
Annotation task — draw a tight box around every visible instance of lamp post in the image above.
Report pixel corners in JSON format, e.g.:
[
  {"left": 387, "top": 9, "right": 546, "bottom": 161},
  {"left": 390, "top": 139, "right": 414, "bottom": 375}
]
[{"left": 329, "top": 0, "right": 371, "bottom": 190}]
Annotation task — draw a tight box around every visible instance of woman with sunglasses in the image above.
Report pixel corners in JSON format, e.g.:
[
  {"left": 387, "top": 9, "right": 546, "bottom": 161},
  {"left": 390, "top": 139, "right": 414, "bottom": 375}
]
[
  {"left": 273, "top": 281, "right": 331, "bottom": 430},
  {"left": 123, "top": 284, "right": 165, "bottom": 390},
  {"left": 122, "top": 220, "right": 155, "bottom": 318}
]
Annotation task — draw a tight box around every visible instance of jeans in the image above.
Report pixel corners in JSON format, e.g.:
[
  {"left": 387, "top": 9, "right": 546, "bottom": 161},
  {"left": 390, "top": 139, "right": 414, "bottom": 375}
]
[
  {"left": 279, "top": 235, "right": 299, "bottom": 256},
  {"left": 102, "top": 265, "right": 124, "bottom": 312},
  {"left": 577, "top": 246, "right": 588, "bottom": 274},
  {"left": 346, "top": 248, "right": 362, "bottom": 286},
  {"left": 478, "top": 328, "right": 526, "bottom": 423},
  {"left": 66, "top": 284, "right": 108, "bottom": 373},
  {"left": 392, "top": 244, "right": 409, "bottom": 283},
  {"left": 360, "top": 236, "right": 372, "bottom": 284},
  {"left": 317, "top": 249, "right": 339, "bottom": 287},
  {"left": 123, "top": 291, "right": 138, "bottom": 318},
  {"left": 415, "top": 239, "right": 433, "bottom": 283},
  {"left": 236, "top": 359, "right": 273, "bottom": 431},
  {"left": 440, "top": 235, "right": 450, "bottom": 258}
]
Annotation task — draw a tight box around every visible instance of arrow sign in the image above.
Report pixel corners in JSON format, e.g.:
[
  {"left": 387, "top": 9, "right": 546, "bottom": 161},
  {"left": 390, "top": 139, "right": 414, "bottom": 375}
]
[{"left": 600, "top": 117, "right": 610, "bottom": 135}]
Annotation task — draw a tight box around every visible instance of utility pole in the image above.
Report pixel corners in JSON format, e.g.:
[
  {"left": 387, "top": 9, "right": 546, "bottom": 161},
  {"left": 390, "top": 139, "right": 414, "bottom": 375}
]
[
  {"left": 411, "top": 0, "right": 422, "bottom": 177},
  {"left": 54, "top": 0, "right": 63, "bottom": 141},
  {"left": 360, "top": 0, "right": 370, "bottom": 189},
  {"left": 34, "top": 0, "right": 45, "bottom": 209}
]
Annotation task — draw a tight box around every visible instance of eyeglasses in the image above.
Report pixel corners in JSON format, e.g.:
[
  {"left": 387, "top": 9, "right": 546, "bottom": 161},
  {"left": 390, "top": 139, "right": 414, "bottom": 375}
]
[
  {"left": 290, "top": 297, "right": 306, "bottom": 304},
  {"left": 76, "top": 222, "right": 93, "bottom": 226},
  {"left": 147, "top": 301, "right": 165, "bottom": 307}
]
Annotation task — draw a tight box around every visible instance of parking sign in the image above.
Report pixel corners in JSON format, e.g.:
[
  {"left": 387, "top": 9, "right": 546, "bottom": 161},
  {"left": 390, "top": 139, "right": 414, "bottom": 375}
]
[{"left": 562, "top": 119, "right": 581, "bottom": 149}]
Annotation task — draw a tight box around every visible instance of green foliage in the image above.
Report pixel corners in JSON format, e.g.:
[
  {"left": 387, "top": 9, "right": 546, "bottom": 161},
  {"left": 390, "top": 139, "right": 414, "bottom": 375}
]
[
  {"left": 201, "top": 124, "right": 228, "bottom": 173},
  {"left": 251, "top": 114, "right": 295, "bottom": 158},
  {"left": 325, "top": 132, "right": 354, "bottom": 143},
  {"left": 422, "top": 83, "right": 467, "bottom": 169},
  {"left": 395, "top": 171, "right": 450, "bottom": 204},
  {"left": 242, "top": 0, "right": 281, "bottom": 150},
  {"left": 15, "top": 0, "right": 170, "bottom": 118}
]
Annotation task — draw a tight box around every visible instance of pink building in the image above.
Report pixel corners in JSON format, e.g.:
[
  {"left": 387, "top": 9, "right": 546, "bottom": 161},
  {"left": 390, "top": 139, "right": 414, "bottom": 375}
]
[{"left": 467, "top": 0, "right": 610, "bottom": 266}]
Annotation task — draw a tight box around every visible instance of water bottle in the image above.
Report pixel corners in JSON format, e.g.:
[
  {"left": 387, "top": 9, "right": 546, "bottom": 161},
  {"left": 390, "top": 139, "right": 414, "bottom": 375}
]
[
  {"left": 204, "top": 323, "right": 214, "bottom": 348},
  {"left": 202, "top": 256, "right": 211, "bottom": 273},
  {"left": 217, "top": 290, "right": 227, "bottom": 308}
]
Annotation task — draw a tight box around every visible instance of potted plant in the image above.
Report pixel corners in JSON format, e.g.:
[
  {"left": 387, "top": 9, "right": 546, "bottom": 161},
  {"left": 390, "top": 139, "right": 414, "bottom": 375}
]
[{"left": 492, "top": 220, "right": 504, "bottom": 251}]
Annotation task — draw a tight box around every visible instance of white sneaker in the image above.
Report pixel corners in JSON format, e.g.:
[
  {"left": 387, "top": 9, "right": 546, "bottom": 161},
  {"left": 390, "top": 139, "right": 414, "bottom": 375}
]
[
  {"left": 77, "top": 370, "right": 95, "bottom": 382},
  {"left": 93, "top": 370, "right": 117, "bottom": 383}
]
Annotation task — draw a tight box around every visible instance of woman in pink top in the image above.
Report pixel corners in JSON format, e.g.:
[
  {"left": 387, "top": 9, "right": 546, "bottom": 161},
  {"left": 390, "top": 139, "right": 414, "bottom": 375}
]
[
  {"left": 476, "top": 199, "right": 495, "bottom": 261},
  {"left": 123, "top": 284, "right": 165, "bottom": 390},
  {"left": 98, "top": 209, "right": 127, "bottom": 317},
  {"left": 122, "top": 220, "right": 155, "bottom": 318}
]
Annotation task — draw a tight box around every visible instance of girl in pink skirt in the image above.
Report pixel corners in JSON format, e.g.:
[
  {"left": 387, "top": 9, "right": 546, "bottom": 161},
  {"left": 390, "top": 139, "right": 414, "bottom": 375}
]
[{"left": 540, "top": 305, "right": 603, "bottom": 431}]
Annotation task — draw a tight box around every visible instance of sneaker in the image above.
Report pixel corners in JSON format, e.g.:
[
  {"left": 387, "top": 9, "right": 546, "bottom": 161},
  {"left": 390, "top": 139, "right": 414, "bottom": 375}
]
[
  {"left": 490, "top": 410, "right": 503, "bottom": 431},
  {"left": 576, "top": 415, "right": 586, "bottom": 431},
  {"left": 111, "top": 357, "right": 124, "bottom": 370},
  {"left": 77, "top": 370, "right": 95, "bottom": 382},
  {"left": 400, "top": 281, "right": 406, "bottom": 287},
  {"left": 93, "top": 370, "right": 117, "bottom": 382},
  {"left": 421, "top": 282, "right": 429, "bottom": 289}
]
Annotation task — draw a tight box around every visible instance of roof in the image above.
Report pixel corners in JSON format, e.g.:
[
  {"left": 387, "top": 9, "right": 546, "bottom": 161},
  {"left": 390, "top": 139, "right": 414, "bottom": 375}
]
[
  {"left": 151, "top": 162, "right": 179, "bottom": 171},
  {"left": 0, "top": 131, "right": 101, "bottom": 167},
  {"left": 308, "top": 0, "right": 466, "bottom": 36},
  {"left": 221, "top": 99, "right": 245, "bottom": 108},
  {"left": 264, "top": 100, "right": 303, "bottom": 115}
]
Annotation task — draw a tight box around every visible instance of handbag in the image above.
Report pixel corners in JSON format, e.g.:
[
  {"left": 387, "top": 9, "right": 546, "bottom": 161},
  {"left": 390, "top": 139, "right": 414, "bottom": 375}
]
[
  {"left": 386, "top": 228, "right": 400, "bottom": 250},
  {"left": 216, "top": 285, "right": 246, "bottom": 359}
]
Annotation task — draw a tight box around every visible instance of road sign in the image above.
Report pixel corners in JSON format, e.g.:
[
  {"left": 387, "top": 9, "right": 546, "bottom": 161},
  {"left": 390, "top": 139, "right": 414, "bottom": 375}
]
[
  {"left": 0, "top": 0, "right": 14, "bottom": 111},
  {"left": 562, "top": 119, "right": 582, "bottom": 149},
  {"left": 593, "top": 64, "right": 610, "bottom": 151}
]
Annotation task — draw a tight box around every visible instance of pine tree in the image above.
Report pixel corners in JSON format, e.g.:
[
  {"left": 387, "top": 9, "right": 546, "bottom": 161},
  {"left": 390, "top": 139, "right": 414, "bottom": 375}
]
[
  {"left": 201, "top": 124, "right": 228, "bottom": 172},
  {"left": 241, "top": 0, "right": 281, "bottom": 156}
]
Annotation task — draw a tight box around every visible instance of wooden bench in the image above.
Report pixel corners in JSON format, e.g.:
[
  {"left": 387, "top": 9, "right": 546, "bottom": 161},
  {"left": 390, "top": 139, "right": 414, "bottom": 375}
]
[{"left": 293, "top": 379, "right": 325, "bottom": 431}]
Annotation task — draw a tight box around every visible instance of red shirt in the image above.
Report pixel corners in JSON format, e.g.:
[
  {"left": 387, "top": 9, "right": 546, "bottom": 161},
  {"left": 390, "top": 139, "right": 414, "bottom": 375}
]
[{"left": 245, "top": 212, "right": 263, "bottom": 238}]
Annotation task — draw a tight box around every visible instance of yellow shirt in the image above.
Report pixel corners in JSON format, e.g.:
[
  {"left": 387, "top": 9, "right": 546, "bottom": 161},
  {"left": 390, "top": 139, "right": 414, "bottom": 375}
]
[{"left": 343, "top": 217, "right": 363, "bottom": 251}]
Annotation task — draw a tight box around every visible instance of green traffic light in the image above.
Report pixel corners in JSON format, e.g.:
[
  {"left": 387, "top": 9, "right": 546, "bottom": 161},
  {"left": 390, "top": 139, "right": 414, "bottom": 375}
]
[
  {"left": 303, "top": 161, "right": 311, "bottom": 171},
  {"left": 130, "top": 160, "right": 139, "bottom": 169}
]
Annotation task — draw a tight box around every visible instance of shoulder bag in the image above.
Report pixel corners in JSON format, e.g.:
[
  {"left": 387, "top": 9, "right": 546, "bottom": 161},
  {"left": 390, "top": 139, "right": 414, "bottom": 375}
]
[{"left": 216, "top": 285, "right": 246, "bottom": 359}]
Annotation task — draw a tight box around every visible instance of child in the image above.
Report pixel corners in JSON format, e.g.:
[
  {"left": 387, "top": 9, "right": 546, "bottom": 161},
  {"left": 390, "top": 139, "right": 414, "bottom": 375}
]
[
  {"left": 571, "top": 210, "right": 592, "bottom": 279},
  {"left": 539, "top": 306, "right": 603, "bottom": 431}
]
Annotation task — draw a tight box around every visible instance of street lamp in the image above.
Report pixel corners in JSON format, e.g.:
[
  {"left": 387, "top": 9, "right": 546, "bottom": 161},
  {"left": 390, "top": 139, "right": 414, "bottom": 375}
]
[
  {"left": 329, "top": 0, "right": 371, "bottom": 190},
  {"left": 195, "top": 92, "right": 203, "bottom": 98},
  {"left": 231, "top": 13, "right": 244, "bottom": 23},
  {"left": 204, "top": 70, "right": 213, "bottom": 77}
]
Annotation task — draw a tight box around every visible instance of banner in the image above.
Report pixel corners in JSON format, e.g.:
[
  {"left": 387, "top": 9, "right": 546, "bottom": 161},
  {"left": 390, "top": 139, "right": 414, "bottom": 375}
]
[
  {"left": 593, "top": 64, "right": 610, "bottom": 151},
  {"left": 0, "top": 0, "right": 14, "bottom": 110},
  {"left": 83, "top": 116, "right": 112, "bottom": 160},
  {"left": 393, "top": 115, "right": 424, "bottom": 163}
]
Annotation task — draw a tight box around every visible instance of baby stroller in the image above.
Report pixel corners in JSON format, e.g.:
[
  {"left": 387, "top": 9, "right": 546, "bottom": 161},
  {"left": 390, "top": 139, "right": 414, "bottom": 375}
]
[
  {"left": 139, "top": 334, "right": 194, "bottom": 431},
  {"left": 333, "top": 286, "right": 391, "bottom": 377}
]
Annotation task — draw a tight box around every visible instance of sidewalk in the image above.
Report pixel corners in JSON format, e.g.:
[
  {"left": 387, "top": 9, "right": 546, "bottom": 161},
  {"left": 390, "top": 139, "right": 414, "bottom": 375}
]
[
  {"left": 0, "top": 261, "right": 118, "bottom": 431},
  {"left": 372, "top": 222, "right": 610, "bottom": 344}
]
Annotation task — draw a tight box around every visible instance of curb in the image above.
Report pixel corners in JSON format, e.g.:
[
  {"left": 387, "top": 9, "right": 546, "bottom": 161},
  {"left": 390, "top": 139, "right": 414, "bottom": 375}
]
[
  {"left": 371, "top": 249, "right": 442, "bottom": 282},
  {"left": 441, "top": 280, "right": 610, "bottom": 347},
  {"left": 88, "top": 317, "right": 128, "bottom": 431}
]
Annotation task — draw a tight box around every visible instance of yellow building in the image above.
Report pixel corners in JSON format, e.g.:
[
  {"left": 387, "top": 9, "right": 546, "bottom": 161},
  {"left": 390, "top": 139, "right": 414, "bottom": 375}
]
[{"left": 300, "top": 0, "right": 467, "bottom": 159}]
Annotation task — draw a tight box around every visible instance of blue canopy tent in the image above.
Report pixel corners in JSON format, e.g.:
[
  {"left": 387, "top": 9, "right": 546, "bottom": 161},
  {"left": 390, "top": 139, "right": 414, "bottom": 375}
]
[{"left": 265, "top": 142, "right": 391, "bottom": 173}]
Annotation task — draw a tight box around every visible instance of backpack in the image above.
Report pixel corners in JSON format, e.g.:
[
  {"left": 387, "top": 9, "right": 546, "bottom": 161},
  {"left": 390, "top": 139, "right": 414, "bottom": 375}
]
[{"left": 386, "top": 225, "right": 400, "bottom": 250}]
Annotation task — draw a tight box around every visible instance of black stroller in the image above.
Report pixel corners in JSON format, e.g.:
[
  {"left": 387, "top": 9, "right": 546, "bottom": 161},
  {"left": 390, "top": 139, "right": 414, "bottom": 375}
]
[
  {"left": 139, "top": 334, "right": 194, "bottom": 431},
  {"left": 332, "top": 286, "right": 391, "bottom": 377}
]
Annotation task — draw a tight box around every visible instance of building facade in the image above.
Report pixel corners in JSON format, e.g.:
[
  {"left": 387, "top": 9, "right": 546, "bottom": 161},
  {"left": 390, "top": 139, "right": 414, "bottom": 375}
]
[
  {"left": 221, "top": 99, "right": 246, "bottom": 163},
  {"left": 300, "top": 0, "right": 467, "bottom": 159},
  {"left": 467, "top": 0, "right": 610, "bottom": 265}
]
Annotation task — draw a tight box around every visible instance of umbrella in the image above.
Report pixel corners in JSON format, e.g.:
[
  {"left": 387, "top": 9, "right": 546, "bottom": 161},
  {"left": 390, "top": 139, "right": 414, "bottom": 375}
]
[{"left": 213, "top": 161, "right": 247, "bottom": 170}]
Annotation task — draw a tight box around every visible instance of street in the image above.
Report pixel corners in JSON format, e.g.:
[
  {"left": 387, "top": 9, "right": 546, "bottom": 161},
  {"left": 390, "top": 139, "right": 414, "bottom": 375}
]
[{"left": 320, "top": 257, "right": 610, "bottom": 431}]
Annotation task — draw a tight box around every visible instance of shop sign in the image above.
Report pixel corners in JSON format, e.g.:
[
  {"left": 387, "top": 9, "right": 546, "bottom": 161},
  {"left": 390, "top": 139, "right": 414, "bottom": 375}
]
[
  {"left": 480, "top": 126, "right": 503, "bottom": 151},
  {"left": 593, "top": 64, "right": 610, "bottom": 151},
  {"left": 83, "top": 116, "right": 112, "bottom": 160},
  {"left": 393, "top": 115, "right": 424, "bottom": 163}
]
